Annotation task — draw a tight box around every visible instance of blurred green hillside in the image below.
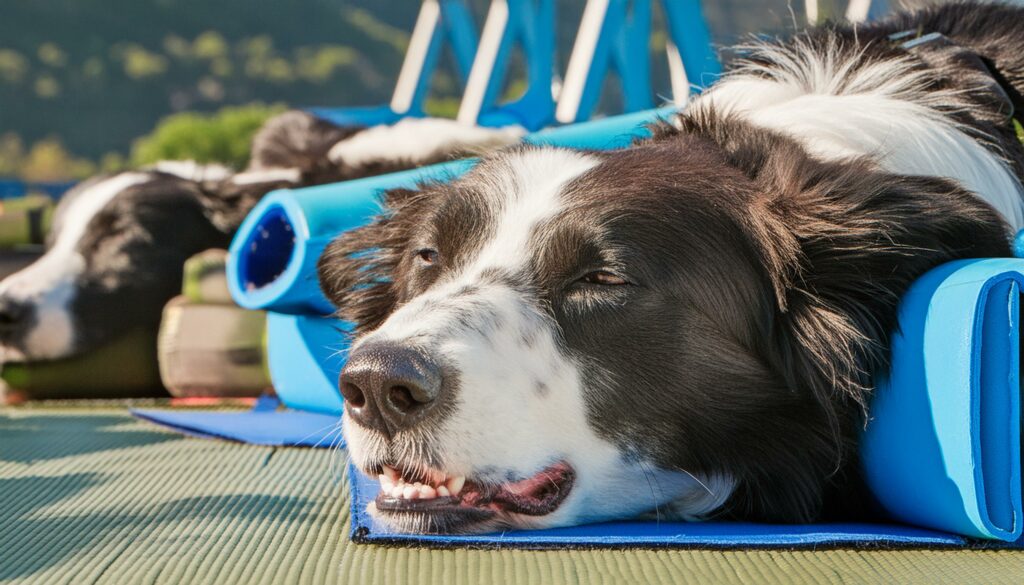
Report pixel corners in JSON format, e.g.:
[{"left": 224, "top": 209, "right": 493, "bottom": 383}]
[
  {"left": 0, "top": 0, "right": 421, "bottom": 179},
  {"left": 0, "top": 0, "right": 802, "bottom": 181}
]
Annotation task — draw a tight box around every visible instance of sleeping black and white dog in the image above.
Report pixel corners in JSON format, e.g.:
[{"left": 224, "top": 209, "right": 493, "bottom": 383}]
[
  {"left": 318, "top": 2, "right": 1024, "bottom": 534},
  {"left": 0, "top": 113, "right": 522, "bottom": 363}
]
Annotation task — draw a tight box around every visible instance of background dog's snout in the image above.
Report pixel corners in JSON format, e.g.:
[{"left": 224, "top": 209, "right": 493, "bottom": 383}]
[
  {"left": 0, "top": 296, "right": 30, "bottom": 336},
  {"left": 339, "top": 343, "right": 443, "bottom": 436}
]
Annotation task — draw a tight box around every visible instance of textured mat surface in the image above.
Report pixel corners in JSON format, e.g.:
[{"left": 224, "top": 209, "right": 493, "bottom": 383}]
[{"left": 4, "top": 405, "right": 1024, "bottom": 585}]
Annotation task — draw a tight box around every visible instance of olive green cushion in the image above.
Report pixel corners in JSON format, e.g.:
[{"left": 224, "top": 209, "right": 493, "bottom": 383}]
[
  {"left": 3, "top": 405, "right": 1024, "bottom": 585},
  {"left": 1, "top": 329, "right": 163, "bottom": 401},
  {"left": 182, "top": 248, "right": 234, "bottom": 305}
]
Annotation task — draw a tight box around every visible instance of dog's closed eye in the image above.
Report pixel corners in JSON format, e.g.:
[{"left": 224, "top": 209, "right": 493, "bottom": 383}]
[{"left": 577, "top": 270, "right": 629, "bottom": 286}]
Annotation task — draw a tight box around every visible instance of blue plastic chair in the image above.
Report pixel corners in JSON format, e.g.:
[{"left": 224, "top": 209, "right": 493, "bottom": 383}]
[
  {"left": 555, "top": 0, "right": 721, "bottom": 124},
  {"left": 309, "top": 0, "right": 479, "bottom": 127},
  {"left": 455, "top": 0, "right": 557, "bottom": 131}
]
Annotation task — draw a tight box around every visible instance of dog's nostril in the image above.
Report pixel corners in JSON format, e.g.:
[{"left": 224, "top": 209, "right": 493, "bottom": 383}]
[
  {"left": 387, "top": 385, "right": 423, "bottom": 414},
  {"left": 340, "top": 382, "right": 367, "bottom": 408}
]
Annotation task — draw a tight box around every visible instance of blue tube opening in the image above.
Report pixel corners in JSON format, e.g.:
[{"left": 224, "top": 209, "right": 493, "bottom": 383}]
[
  {"left": 977, "top": 282, "right": 1019, "bottom": 535},
  {"left": 239, "top": 206, "right": 296, "bottom": 291}
]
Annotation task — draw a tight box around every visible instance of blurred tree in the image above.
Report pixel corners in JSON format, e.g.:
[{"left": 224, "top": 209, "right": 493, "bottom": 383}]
[
  {"left": 33, "top": 74, "right": 60, "bottom": 98},
  {"left": 0, "top": 50, "right": 29, "bottom": 84},
  {"left": 0, "top": 134, "right": 26, "bottom": 176},
  {"left": 163, "top": 35, "right": 193, "bottom": 60},
  {"left": 37, "top": 43, "right": 67, "bottom": 68},
  {"left": 193, "top": 31, "right": 228, "bottom": 61},
  {"left": 20, "top": 138, "right": 95, "bottom": 181},
  {"left": 130, "top": 102, "right": 285, "bottom": 169},
  {"left": 111, "top": 43, "right": 168, "bottom": 79}
]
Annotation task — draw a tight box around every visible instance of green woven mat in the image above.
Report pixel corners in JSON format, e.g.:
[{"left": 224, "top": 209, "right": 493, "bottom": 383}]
[{"left": 3, "top": 406, "right": 1024, "bottom": 585}]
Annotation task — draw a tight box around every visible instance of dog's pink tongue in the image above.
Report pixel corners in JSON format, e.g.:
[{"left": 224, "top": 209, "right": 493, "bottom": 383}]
[{"left": 487, "top": 462, "right": 573, "bottom": 515}]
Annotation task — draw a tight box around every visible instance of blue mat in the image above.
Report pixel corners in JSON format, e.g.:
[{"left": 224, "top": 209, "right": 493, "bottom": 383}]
[
  {"left": 132, "top": 395, "right": 344, "bottom": 448},
  {"left": 347, "top": 463, "right": 981, "bottom": 549}
]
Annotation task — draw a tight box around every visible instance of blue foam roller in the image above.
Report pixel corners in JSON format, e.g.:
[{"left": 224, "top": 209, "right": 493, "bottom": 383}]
[
  {"left": 266, "top": 312, "right": 352, "bottom": 415},
  {"left": 861, "top": 258, "right": 1024, "bottom": 541},
  {"left": 228, "top": 107, "right": 677, "bottom": 315},
  {"left": 228, "top": 160, "right": 477, "bottom": 314}
]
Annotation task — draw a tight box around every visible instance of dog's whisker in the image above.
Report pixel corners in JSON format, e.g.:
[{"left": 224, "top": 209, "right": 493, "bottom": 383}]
[
  {"left": 680, "top": 468, "right": 715, "bottom": 497},
  {"left": 638, "top": 460, "right": 663, "bottom": 524}
]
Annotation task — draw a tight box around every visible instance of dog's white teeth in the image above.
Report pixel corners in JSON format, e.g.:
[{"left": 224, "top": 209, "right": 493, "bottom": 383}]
[
  {"left": 378, "top": 468, "right": 464, "bottom": 500},
  {"left": 446, "top": 476, "right": 465, "bottom": 496}
]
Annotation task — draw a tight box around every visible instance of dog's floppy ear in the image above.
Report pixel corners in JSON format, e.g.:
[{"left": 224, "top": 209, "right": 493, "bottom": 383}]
[
  {"left": 748, "top": 141, "right": 1011, "bottom": 442},
  {"left": 317, "top": 187, "right": 429, "bottom": 332}
]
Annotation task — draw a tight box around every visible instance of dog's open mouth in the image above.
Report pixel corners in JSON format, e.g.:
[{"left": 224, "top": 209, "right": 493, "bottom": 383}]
[{"left": 371, "top": 461, "right": 575, "bottom": 532}]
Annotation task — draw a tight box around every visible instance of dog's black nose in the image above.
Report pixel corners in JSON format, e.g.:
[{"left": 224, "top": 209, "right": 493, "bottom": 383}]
[
  {"left": 0, "top": 296, "right": 30, "bottom": 336},
  {"left": 339, "top": 343, "right": 443, "bottom": 437}
]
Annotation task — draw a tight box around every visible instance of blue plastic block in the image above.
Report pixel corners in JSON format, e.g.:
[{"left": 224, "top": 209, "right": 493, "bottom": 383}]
[
  {"left": 862, "top": 258, "right": 1024, "bottom": 541},
  {"left": 265, "top": 312, "right": 353, "bottom": 416}
]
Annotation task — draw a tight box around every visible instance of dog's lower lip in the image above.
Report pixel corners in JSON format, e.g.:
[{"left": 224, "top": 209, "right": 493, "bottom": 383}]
[{"left": 373, "top": 461, "right": 575, "bottom": 529}]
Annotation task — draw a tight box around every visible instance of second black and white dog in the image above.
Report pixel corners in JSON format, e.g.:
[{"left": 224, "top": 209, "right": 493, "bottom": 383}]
[
  {"left": 0, "top": 113, "right": 522, "bottom": 363},
  {"left": 318, "top": 2, "right": 1024, "bottom": 533}
]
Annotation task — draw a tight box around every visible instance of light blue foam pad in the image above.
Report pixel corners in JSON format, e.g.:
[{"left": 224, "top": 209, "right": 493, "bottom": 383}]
[
  {"left": 862, "top": 258, "right": 1024, "bottom": 542},
  {"left": 347, "top": 464, "right": 978, "bottom": 548},
  {"left": 266, "top": 312, "right": 351, "bottom": 415},
  {"left": 131, "top": 395, "right": 344, "bottom": 448}
]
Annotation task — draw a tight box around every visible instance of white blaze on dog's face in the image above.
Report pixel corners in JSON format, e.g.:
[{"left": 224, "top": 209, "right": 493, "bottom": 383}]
[{"left": 0, "top": 168, "right": 236, "bottom": 362}]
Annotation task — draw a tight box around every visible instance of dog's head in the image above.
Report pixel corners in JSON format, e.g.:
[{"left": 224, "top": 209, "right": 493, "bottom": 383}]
[
  {"left": 318, "top": 116, "right": 1010, "bottom": 534},
  {"left": 0, "top": 166, "right": 291, "bottom": 361}
]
